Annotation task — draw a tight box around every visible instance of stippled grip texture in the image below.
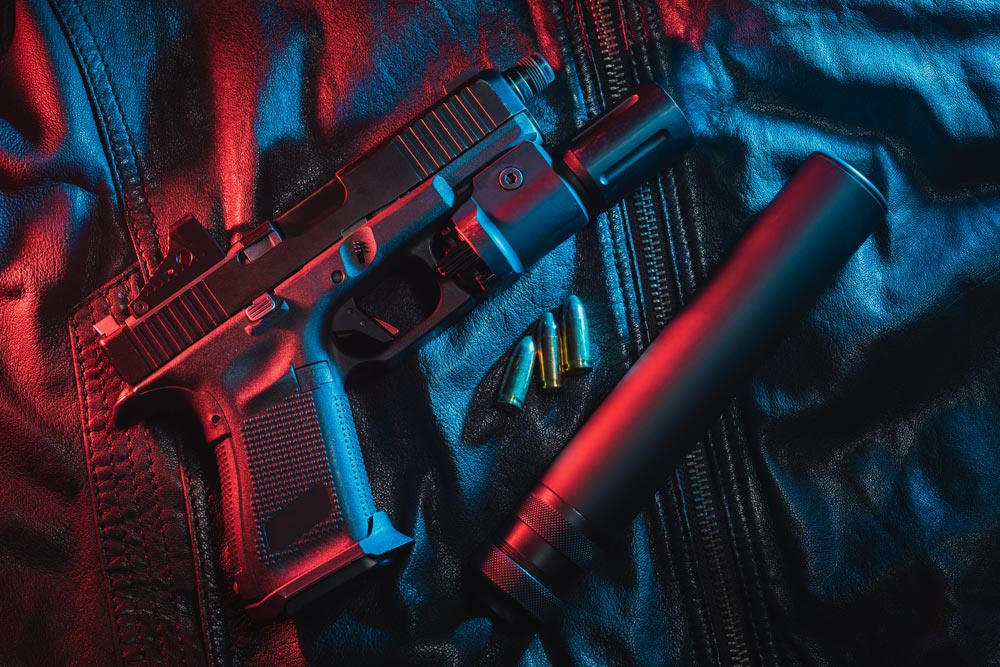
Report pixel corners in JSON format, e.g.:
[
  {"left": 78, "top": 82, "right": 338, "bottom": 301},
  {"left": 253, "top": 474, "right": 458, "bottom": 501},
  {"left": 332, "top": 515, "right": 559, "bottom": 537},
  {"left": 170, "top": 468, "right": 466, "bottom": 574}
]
[
  {"left": 209, "top": 379, "right": 408, "bottom": 616},
  {"left": 323, "top": 389, "right": 376, "bottom": 521},
  {"left": 240, "top": 392, "right": 342, "bottom": 565}
]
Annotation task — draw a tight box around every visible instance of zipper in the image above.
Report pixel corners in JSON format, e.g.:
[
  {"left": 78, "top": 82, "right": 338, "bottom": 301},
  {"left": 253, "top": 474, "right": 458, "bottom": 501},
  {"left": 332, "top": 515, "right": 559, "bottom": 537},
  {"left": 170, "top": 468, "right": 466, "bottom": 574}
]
[
  {"left": 567, "top": 1, "right": 758, "bottom": 664},
  {"left": 586, "top": 0, "right": 677, "bottom": 340},
  {"left": 682, "top": 437, "right": 755, "bottom": 667}
]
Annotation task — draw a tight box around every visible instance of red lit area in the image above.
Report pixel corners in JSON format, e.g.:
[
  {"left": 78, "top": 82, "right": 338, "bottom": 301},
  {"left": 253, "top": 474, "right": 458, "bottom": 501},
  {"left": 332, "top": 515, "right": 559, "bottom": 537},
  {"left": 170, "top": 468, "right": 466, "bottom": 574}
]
[
  {"left": 193, "top": 1, "right": 266, "bottom": 233},
  {"left": 0, "top": 0, "right": 65, "bottom": 181},
  {"left": 650, "top": 0, "right": 767, "bottom": 48},
  {"left": 2, "top": 0, "right": 996, "bottom": 665}
]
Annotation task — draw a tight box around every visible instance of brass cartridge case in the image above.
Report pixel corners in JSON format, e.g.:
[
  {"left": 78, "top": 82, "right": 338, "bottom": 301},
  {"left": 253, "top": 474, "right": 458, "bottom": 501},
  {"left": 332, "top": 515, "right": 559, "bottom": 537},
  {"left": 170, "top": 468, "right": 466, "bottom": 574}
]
[
  {"left": 496, "top": 336, "right": 536, "bottom": 411},
  {"left": 536, "top": 312, "right": 562, "bottom": 391},
  {"left": 559, "top": 294, "right": 592, "bottom": 374}
]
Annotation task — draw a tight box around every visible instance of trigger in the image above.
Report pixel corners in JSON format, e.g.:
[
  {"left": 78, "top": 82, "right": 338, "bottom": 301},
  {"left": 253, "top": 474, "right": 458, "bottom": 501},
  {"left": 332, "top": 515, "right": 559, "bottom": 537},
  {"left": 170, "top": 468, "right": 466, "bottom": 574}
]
[
  {"left": 331, "top": 297, "right": 398, "bottom": 345},
  {"left": 370, "top": 316, "right": 400, "bottom": 337}
]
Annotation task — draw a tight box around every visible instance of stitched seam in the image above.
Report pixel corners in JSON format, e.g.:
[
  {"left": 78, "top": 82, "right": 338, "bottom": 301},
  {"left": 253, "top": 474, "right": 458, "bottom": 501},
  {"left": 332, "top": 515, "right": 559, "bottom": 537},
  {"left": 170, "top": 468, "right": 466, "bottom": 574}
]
[
  {"left": 70, "top": 300, "right": 129, "bottom": 665},
  {"left": 70, "top": 0, "right": 161, "bottom": 268},
  {"left": 117, "top": 418, "right": 162, "bottom": 664},
  {"left": 90, "top": 292, "right": 152, "bottom": 666},
  {"left": 97, "top": 278, "right": 169, "bottom": 664},
  {"left": 44, "top": 0, "right": 148, "bottom": 277},
  {"left": 74, "top": 269, "right": 199, "bottom": 666},
  {"left": 118, "top": 423, "right": 170, "bottom": 665},
  {"left": 140, "top": 435, "right": 190, "bottom": 666},
  {"left": 71, "top": 269, "right": 163, "bottom": 666},
  {"left": 52, "top": 0, "right": 161, "bottom": 274},
  {"left": 717, "top": 415, "right": 769, "bottom": 666},
  {"left": 653, "top": 483, "right": 712, "bottom": 667},
  {"left": 78, "top": 286, "right": 157, "bottom": 665}
]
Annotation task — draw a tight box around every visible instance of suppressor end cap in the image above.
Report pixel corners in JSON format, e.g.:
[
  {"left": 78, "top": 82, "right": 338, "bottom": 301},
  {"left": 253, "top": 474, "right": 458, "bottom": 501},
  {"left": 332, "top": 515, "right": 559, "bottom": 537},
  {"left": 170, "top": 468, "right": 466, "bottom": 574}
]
[
  {"left": 476, "top": 545, "right": 563, "bottom": 625},
  {"left": 811, "top": 152, "right": 888, "bottom": 214}
]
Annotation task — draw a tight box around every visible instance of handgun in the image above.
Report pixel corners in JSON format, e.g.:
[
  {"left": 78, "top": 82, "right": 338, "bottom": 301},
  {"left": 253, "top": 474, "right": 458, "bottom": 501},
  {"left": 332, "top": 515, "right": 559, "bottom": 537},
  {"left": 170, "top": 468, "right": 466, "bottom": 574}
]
[{"left": 93, "top": 54, "right": 692, "bottom": 619}]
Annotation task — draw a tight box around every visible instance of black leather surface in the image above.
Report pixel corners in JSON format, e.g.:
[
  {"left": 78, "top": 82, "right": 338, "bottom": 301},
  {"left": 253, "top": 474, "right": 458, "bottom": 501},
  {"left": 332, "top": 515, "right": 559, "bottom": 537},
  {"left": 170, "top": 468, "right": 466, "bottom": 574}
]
[{"left": 1, "top": 0, "right": 998, "bottom": 665}]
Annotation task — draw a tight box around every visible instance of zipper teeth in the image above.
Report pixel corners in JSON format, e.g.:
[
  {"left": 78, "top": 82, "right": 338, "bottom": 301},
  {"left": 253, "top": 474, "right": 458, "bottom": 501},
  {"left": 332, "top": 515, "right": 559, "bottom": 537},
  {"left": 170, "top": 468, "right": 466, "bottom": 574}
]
[
  {"left": 583, "top": 0, "right": 755, "bottom": 664},
  {"left": 589, "top": 0, "right": 673, "bottom": 336},
  {"left": 592, "top": 0, "right": 628, "bottom": 94},
  {"left": 632, "top": 186, "right": 672, "bottom": 330},
  {"left": 686, "top": 449, "right": 753, "bottom": 667}
]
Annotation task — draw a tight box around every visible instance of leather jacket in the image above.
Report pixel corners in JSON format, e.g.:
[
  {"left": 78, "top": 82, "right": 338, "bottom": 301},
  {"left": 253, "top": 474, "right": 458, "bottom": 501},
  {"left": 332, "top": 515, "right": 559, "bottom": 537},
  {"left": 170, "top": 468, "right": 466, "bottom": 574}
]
[{"left": 2, "top": 0, "right": 998, "bottom": 664}]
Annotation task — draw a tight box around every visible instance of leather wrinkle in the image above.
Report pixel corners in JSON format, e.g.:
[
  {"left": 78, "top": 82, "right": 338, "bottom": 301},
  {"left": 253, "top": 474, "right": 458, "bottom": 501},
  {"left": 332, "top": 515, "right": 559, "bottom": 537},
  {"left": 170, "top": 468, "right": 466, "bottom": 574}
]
[
  {"left": 47, "top": 0, "right": 161, "bottom": 276},
  {"left": 11, "top": 0, "right": 999, "bottom": 664},
  {"left": 566, "top": 0, "right": 782, "bottom": 664}
]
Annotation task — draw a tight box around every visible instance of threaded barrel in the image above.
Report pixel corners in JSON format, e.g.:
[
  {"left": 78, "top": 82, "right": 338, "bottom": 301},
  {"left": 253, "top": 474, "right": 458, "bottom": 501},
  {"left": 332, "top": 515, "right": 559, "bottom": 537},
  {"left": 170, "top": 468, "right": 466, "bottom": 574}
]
[{"left": 503, "top": 54, "right": 556, "bottom": 104}]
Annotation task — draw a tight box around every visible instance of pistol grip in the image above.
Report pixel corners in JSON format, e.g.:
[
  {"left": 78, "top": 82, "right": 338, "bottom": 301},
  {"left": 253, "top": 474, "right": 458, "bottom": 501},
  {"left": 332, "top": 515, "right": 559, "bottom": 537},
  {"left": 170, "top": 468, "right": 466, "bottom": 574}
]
[{"left": 212, "top": 379, "right": 411, "bottom": 619}]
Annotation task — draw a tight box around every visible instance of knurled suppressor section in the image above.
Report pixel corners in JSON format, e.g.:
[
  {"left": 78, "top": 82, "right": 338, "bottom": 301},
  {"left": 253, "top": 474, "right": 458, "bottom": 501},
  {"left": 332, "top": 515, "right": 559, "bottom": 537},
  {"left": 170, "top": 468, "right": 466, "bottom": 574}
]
[
  {"left": 479, "top": 546, "right": 563, "bottom": 623},
  {"left": 516, "top": 493, "right": 597, "bottom": 569},
  {"left": 479, "top": 487, "right": 599, "bottom": 624},
  {"left": 241, "top": 392, "right": 343, "bottom": 565}
]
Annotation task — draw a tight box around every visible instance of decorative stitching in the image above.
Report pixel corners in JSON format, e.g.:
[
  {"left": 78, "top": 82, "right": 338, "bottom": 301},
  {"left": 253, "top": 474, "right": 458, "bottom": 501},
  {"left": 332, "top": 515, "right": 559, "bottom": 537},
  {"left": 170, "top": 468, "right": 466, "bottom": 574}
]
[
  {"left": 89, "top": 286, "right": 155, "bottom": 667},
  {"left": 139, "top": 432, "right": 189, "bottom": 666},
  {"left": 118, "top": 421, "right": 164, "bottom": 664},
  {"left": 70, "top": 0, "right": 161, "bottom": 261},
  {"left": 70, "top": 265, "right": 198, "bottom": 665},
  {"left": 90, "top": 262, "right": 186, "bottom": 662},
  {"left": 70, "top": 298, "right": 130, "bottom": 664},
  {"left": 48, "top": 0, "right": 162, "bottom": 276},
  {"left": 52, "top": 0, "right": 208, "bottom": 656}
]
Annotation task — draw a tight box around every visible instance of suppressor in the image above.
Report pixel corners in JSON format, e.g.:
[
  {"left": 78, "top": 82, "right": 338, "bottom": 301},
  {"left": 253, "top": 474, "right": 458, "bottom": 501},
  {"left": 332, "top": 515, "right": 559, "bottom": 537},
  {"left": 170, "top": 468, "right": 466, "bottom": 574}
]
[{"left": 478, "top": 152, "right": 888, "bottom": 624}]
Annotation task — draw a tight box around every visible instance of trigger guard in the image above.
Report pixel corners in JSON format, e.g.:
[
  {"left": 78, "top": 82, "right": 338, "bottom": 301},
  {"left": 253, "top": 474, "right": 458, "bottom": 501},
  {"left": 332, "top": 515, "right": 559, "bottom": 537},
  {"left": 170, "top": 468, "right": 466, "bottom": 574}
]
[{"left": 113, "top": 385, "right": 232, "bottom": 445}]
